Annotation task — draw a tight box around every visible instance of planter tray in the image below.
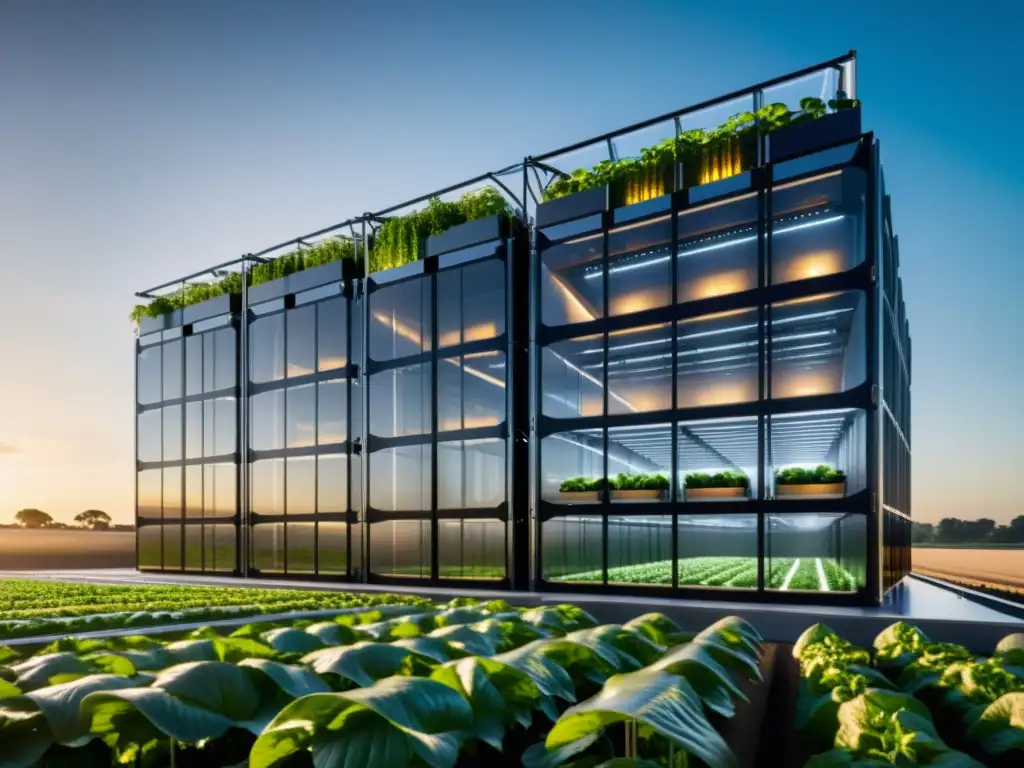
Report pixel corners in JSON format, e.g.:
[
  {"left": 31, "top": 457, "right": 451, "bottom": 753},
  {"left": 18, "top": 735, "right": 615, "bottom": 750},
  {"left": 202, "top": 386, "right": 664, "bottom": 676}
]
[
  {"left": 139, "top": 309, "right": 183, "bottom": 336},
  {"left": 685, "top": 487, "right": 747, "bottom": 500},
  {"left": 428, "top": 215, "right": 504, "bottom": 259},
  {"left": 558, "top": 491, "right": 600, "bottom": 503},
  {"left": 776, "top": 483, "right": 845, "bottom": 498},
  {"left": 611, "top": 490, "right": 663, "bottom": 501},
  {"left": 769, "top": 106, "right": 863, "bottom": 163},
  {"left": 182, "top": 293, "right": 237, "bottom": 326},
  {"left": 536, "top": 186, "right": 608, "bottom": 229}
]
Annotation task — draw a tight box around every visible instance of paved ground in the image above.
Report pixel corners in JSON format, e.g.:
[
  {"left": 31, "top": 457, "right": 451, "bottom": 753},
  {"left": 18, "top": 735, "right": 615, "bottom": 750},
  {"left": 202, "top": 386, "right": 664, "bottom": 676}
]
[{"left": 1, "top": 569, "right": 1019, "bottom": 651}]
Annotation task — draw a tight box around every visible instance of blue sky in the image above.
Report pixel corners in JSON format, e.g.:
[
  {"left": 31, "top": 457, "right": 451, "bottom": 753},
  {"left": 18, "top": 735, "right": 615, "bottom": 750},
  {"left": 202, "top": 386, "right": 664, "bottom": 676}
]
[{"left": 0, "top": 0, "right": 1021, "bottom": 523}]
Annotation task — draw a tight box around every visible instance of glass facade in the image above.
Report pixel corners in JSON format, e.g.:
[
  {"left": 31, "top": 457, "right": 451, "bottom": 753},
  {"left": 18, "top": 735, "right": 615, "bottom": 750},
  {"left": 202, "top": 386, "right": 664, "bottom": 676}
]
[
  {"left": 136, "top": 320, "right": 238, "bottom": 573},
  {"left": 136, "top": 55, "right": 908, "bottom": 605}
]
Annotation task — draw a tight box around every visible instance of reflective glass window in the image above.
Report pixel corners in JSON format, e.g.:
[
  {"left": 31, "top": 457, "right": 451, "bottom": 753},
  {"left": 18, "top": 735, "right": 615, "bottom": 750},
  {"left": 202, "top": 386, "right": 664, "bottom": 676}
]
[
  {"left": 250, "top": 390, "right": 284, "bottom": 451},
  {"left": 184, "top": 526, "right": 203, "bottom": 570},
  {"left": 369, "top": 445, "right": 431, "bottom": 512},
  {"left": 607, "top": 424, "right": 671, "bottom": 504},
  {"left": 369, "top": 520, "right": 431, "bottom": 577},
  {"left": 137, "top": 409, "right": 162, "bottom": 463},
  {"left": 369, "top": 364, "right": 431, "bottom": 438},
  {"left": 213, "top": 328, "right": 236, "bottom": 390},
  {"left": 209, "top": 525, "right": 235, "bottom": 572},
  {"left": 607, "top": 323, "right": 673, "bottom": 414},
  {"left": 287, "top": 305, "right": 315, "bottom": 378},
  {"left": 214, "top": 397, "right": 236, "bottom": 456},
  {"left": 317, "top": 297, "right": 347, "bottom": 371},
  {"left": 317, "top": 454, "right": 347, "bottom": 514},
  {"left": 677, "top": 192, "right": 758, "bottom": 303},
  {"left": 607, "top": 216, "right": 672, "bottom": 317},
  {"left": 318, "top": 379, "right": 347, "bottom": 444},
  {"left": 287, "top": 456, "right": 315, "bottom": 515},
  {"left": 185, "top": 335, "right": 203, "bottom": 396},
  {"left": 137, "top": 469, "right": 162, "bottom": 519},
  {"left": 677, "top": 308, "right": 759, "bottom": 408},
  {"left": 677, "top": 514, "right": 757, "bottom": 588},
  {"left": 185, "top": 402, "right": 203, "bottom": 460},
  {"left": 679, "top": 417, "right": 758, "bottom": 501},
  {"left": 439, "top": 519, "right": 505, "bottom": 579},
  {"left": 162, "top": 525, "right": 181, "bottom": 570},
  {"left": 185, "top": 465, "right": 203, "bottom": 518},
  {"left": 541, "top": 516, "right": 602, "bottom": 582},
  {"left": 765, "top": 513, "right": 866, "bottom": 592},
  {"left": 137, "top": 346, "right": 162, "bottom": 405},
  {"left": 438, "top": 439, "right": 505, "bottom": 510},
  {"left": 252, "top": 523, "right": 285, "bottom": 572},
  {"left": 287, "top": 523, "right": 316, "bottom": 574},
  {"left": 540, "top": 429, "right": 604, "bottom": 504},
  {"left": 318, "top": 522, "right": 347, "bottom": 575},
  {"left": 162, "top": 340, "right": 182, "bottom": 400},
  {"left": 162, "top": 466, "right": 181, "bottom": 519},
  {"left": 250, "top": 314, "right": 285, "bottom": 384},
  {"left": 138, "top": 527, "right": 161, "bottom": 569},
  {"left": 369, "top": 278, "right": 432, "bottom": 362},
  {"left": 607, "top": 515, "right": 673, "bottom": 585},
  {"left": 212, "top": 464, "right": 236, "bottom": 518},
  {"left": 251, "top": 459, "right": 284, "bottom": 516},
  {"left": 540, "top": 233, "right": 603, "bottom": 326},
  {"left": 438, "top": 352, "right": 505, "bottom": 432},
  {"left": 286, "top": 384, "right": 316, "bottom": 449},
  {"left": 438, "top": 259, "right": 504, "bottom": 347},
  {"left": 768, "top": 408, "right": 866, "bottom": 499},
  {"left": 541, "top": 334, "right": 604, "bottom": 419},
  {"left": 162, "top": 405, "right": 182, "bottom": 461}
]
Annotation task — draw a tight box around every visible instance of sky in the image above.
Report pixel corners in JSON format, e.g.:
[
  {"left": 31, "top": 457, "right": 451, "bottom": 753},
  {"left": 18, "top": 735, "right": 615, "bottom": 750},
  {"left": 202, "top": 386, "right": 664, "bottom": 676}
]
[{"left": 1, "top": 0, "right": 1022, "bottom": 525}]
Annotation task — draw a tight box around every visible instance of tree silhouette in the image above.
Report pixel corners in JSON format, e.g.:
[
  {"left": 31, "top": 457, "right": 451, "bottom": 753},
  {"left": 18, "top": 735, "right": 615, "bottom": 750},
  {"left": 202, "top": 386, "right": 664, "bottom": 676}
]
[
  {"left": 14, "top": 509, "right": 53, "bottom": 528},
  {"left": 74, "top": 509, "right": 112, "bottom": 530}
]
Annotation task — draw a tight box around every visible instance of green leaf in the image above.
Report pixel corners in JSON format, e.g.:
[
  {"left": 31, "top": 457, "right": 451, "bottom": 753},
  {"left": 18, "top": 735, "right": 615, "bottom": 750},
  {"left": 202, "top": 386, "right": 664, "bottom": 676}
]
[
  {"left": 834, "top": 690, "right": 936, "bottom": 756},
  {"left": 546, "top": 668, "right": 736, "bottom": 768},
  {"left": 162, "top": 639, "right": 219, "bottom": 664},
  {"left": 492, "top": 639, "right": 577, "bottom": 701},
  {"left": 152, "top": 661, "right": 260, "bottom": 721},
  {"left": 0, "top": 679, "right": 20, "bottom": 699},
  {"left": 649, "top": 641, "right": 745, "bottom": 717},
  {"left": 305, "top": 622, "right": 360, "bottom": 647},
  {"left": 965, "top": 691, "right": 1024, "bottom": 754},
  {"left": 250, "top": 677, "right": 474, "bottom": 768},
  {"left": 10, "top": 653, "right": 92, "bottom": 692},
  {"left": 428, "top": 623, "right": 502, "bottom": 657},
  {"left": 0, "top": 647, "right": 19, "bottom": 665},
  {"left": 804, "top": 748, "right": 890, "bottom": 767},
  {"left": 521, "top": 732, "right": 600, "bottom": 768},
  {"left": 82, "top": 687, "right": 234, "bottom": 750},
  {"left": 873, "top": 622, "right": 930, "bottom": 671},
  {"left": 0, "top": 710, "right": 51, "bottom": 768},
  {"left": 392, "top": 637, "right": 460, "bottom": 664},
  {"left": 995, "top": 633, "right": 1024, "bottom": 668},
  {"left": 239, "top": 658, "right": 332, "bottom": 699},
  {"left": 794, "top": 624, "right": 839, "bottom": 659},
  {"left": 622, "top": 613, "right": 692, "bottom": 647},
  {"left": 261, "top": 628, "right": 325, "bottom": 655},
  {"left": 302, "top": 642, "right": 419, "bottom": 687}
]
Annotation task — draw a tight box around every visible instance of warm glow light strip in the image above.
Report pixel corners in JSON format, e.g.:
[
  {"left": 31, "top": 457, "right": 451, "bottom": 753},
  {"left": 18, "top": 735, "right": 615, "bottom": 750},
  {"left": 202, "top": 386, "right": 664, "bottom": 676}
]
[
  {"left": 583, "top": 214, "right": 845, "bottom": 279},
  {"left": 678, "top": 307, "right": 851, "bottom": 341}
]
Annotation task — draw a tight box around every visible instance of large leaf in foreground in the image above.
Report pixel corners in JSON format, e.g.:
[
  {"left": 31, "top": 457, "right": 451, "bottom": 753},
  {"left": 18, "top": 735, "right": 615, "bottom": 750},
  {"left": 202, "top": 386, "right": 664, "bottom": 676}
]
[
  {"left": 302, "top": 642, "right": 420, "bottom": 687},
  {"left": 544, "top": 668, "right": 736, "bottom": 768},
  {"left": 966, "top": 691, "right": 1024, "bottom": 754},
  {"left": 492, "top": 640, "right": 577, "bottom": 702},
  {"left": 249, "top": 677, "right": 474, "bottom": 768},
  {"left": 623, "top": 613, "right": 691, "bottom": 648},
  {"left": 9, "top": 653, "right": 93, "bottom": 692},
  {"left": 304, "top": 621, "right": 360, "bottom": 647},
  {"left": 238, "top": 658, "right": 331, "bottom": 699},
  {"left": 260, "top": 627, "right": 324, "bottom": 655},
  {"left": 152, "top": 661, "right": 260, "bottom": 721}
]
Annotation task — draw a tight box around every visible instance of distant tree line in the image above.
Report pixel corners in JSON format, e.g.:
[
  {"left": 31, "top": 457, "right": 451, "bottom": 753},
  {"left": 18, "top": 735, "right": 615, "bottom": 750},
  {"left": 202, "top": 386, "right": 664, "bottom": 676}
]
[
  {"left": 4, "top": 508, "right": 134, "bottom": 531},
  {"left": 913, "top": 515, "right": 1024, "bottom": 544}
]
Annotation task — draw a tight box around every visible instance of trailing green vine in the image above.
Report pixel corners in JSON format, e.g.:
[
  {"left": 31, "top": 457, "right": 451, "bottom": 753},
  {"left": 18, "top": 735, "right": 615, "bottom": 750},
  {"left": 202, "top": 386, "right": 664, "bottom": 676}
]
[
  {"left": 369, "top": 186, "right": 512, "bottom": 273},
  {"left": 544, "top": 95, "right": 861, "bottom": 202},
  {"left": 131, "top": 239, "right": 357, "bottom": 325}
]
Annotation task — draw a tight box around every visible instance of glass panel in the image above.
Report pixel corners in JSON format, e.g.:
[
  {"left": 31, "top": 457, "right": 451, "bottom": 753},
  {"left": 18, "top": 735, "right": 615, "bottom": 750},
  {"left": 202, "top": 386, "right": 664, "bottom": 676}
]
[
  {"left": 287, "top": 523, "right": 316, "bottom": 574},
  {"left": 368, "top": 278, "right": 432, "bottom": 362},
  {"left": 286, "top": 384, "right": 316, "bottom": 449},
  {"left": 677, "top": 308, "right": 759, "bottom": 408},
  {"left": 213, "top": 328, "right": 236, "bottom": 391},
  {"left": 252, "top": 523, "right": 285, "bottom": 573},
  {"left": 287, "top": 456, "right": 315, "bottom": 516},
  {"left": 540, "top": 232, "right": 603, "bottom": 327},
  {"left": 203, "top": 332, "right": 216, "bottom": 393},
  {"left": 203, "top": 400, "right": 215, "bottom": 457},
  {"left": 185, "top": 335, "right": 203, "bottom": 396},
  {"left": 137, "top": 409, "right": 162, "bottom": 463},
  {"left": 286, "top": 305, "right": 315, "bottom": 378},
  {"left": 161, "top": 405, "right": 181, "bottom": 461},
  {"left": 251, "top": 459, "right": 284, "bottom": 515},
  {"left": 439, "top": 519, "right": 505, "bottom": 579},
  {"left": 771, "top": 291, "right": 866, "bottom": 398},
  {"left": 318, "top": 297, "right": 348, "bottom": 371},
  {"left": 138, "top": 526, "right": 161, "bottom": 569},
  {"left": 185, "top": 402, "right": 202, "bottom": 459},
  {"left": 369, "top": 364, "right": 431, "bottom": 438},
  {"left": 369, "top": 445, "right": 431, "bottom": 512},
  {"left": 204, "top": 465, "right": 214, "bottom": 521},
  {"left": 369, "top": 520, "right": 431, "bottom": 577},
  {"left": 438, "top": 352, "right": 506, "bottom": 431},
  {"left": 349, "top": 453, "right": 363, "bottom": 517},
  {"left": 137, "top": 469, "right": 162, "bottom": 519},
  {"left": 162, "top": 466, "right": 181, "bottom": 520},
  {"left": 318, "top": 379, "right": 347, "bottom": 444},
  {"left": 541, "top": 334, "right": 604, "bottom": 419},
  {"left": 438, "top": 439, "right": 504, "bottom": 510},
  {"left": 185, "top": 465, "right": 203, "bottom": 518},
  {"left": 772, "top": 169, "right": 866, "bottom": 284},
  {"left": 608, "top": 216, "right": 672, "bottom": 317},
  {"left": 318, "top": 522, "right": 347, "bottom": 575},
  {"left": 214, "top": 397, "right": 236, "bottom": 456},
  {"left": 607, "top": 324, "right": 673, "bottom": 414},
  {"left": 212, "top": 464, "right": 236, "bottom": 518},
  {"left": 137, "top": 346, "right": 162, "bottom": 405},
  {"left": 210, "top": 524, "right": 235, "bottom": 572},
  {"left": 438, "top": 259, "right": 504, "bottom": 347},
  {"left": 184, "top": 525, "right": 203, "bottom": 570},
  {"left": 679, "top": 417, "right": 758, "bottom": 501},
  {"left": 162, "top": 524, "right": 181, "bottom": 570},
  {"left": 607, "top": 515, "right": 673, "bottom": 585},
  {"left": 765, "top": 513, "right": 866, "bottom": 592},
  {"left": 162, "top": 340, "right": 182, "bottom": 400},
  {"left": 607, "top": 424, "right": 671, "bottom": 503},
  {"left": 677, "top": 193, "right": 759, "bottom": 302},
  {"left": 250, "top": 313, "right": 285, "bottom": 384},
  {"left": 541, "top": 516, "right": 602, "bottom": 582},
  {"left": 540, "top": 429, "right": 603, "bottom": 504},
  {"left": 250, "top": 390, "right": 284, "bottom": 451},
  {"left": 677, "top": 514, "right": 757, "bottom": 588},
  {"left": 769, "top": 408, "right": 865, "bottom": 499},
  {"left": 317, "top": 454, "right": 347, "bottom": 514}
]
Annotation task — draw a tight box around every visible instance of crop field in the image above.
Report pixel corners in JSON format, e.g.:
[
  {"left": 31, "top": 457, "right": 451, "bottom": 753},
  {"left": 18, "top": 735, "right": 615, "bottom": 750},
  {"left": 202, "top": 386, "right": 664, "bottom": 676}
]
[
  {"left": 0, "top": 597, "right": 1020, "bottom": 767},
  {"left": 0, "top": 579, "right": 431, "bottom": 640},
  {"left": 553, "top": 556, "right": 859, "bottom": 591},
  {"left": 0, "top": 529, "right": 135, "bottom": 570},
  {"left": 913, "top": 548, "right": 1024, "bottom": 594}
]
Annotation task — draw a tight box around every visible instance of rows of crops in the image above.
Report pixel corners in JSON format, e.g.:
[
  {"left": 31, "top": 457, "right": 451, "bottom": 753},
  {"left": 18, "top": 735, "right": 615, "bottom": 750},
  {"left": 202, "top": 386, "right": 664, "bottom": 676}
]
[
  {"left": 796, "top": 621, "right": 1024, "bottom": 767},
  {"left": 0, "top": 580, "right": 431, "bottom": 640},
  {"left": 0, "top": 597, "right": 769, "bottom": 767},
  {"left": 554, "top": 556, "right": 859, "bottom": 591}
]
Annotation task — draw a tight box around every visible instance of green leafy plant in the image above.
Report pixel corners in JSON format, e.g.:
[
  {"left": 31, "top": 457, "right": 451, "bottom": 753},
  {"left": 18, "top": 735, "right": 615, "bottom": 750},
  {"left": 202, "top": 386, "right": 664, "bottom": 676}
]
[
  {"left": 684, "top": 470, "right": 749, "bottom": 489},
  {"left": 775, "top": 465, "right": 847, "bottom": 485}
]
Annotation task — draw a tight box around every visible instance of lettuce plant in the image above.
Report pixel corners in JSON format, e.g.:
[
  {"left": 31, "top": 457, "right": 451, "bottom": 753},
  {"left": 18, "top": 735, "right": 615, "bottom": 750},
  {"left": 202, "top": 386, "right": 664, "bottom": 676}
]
[
  {"left": 683, "top": 470, "right": 749, "bottom": 489},
  {"left": 776, "top": 465, "right": 847, "bottom": 485}
]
